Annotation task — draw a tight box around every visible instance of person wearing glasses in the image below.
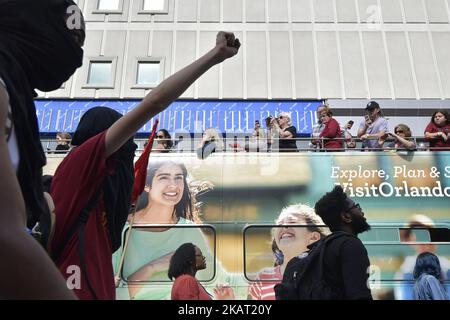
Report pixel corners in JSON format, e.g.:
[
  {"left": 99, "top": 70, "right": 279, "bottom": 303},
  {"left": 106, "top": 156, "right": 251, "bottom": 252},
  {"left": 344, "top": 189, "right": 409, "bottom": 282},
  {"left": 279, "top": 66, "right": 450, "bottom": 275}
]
[
  {"left": 314, "top": 186, "right": 373, "bottom": 300},
  {"left": 169, "top": 243, "right": 234, "bottom": 300},
  {"left": 154, "top": 129, "right": 173, "bottom": 153},
  {"left": 385, "top": 124, "right": 416, "bottom": 151},
  {"left": 271, "top": 112, "right": 298, "bottom": 152}
]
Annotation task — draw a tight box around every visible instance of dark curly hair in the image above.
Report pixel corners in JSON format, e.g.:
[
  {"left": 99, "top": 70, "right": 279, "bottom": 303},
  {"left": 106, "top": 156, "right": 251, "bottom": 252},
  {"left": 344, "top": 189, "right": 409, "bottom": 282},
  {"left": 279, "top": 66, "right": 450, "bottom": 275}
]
[
  {"left": 431, "top": 110, "right": 450, "bottom": 126},
  {"left": 168, "top": 243, "right": 196, "bottom": 280},
  {"left": 157, "top": 129, "right": 173, "bottom": 149},
  {"left": 413, "top": 252, "right": 443, "bottom": 281},
  {"left": 314, "top": 185, "right": 348, "bottom": 232}
]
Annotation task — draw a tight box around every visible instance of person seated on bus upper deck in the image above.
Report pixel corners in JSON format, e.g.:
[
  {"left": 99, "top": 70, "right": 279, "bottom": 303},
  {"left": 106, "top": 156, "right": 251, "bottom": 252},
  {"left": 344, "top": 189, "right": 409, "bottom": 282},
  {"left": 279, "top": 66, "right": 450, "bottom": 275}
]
[
  {"left": 424, "top": 110, "right": 450, "bottom": 151},
  {"left": 394, "top": 214, "right": 450, "bottom": 300},
  {"left": 54, "top": 132, "right": 72, "bottom": 154},
  {"left": 196, "top": 128, "right": 223, "bottom": 159},
  {"left": 248, "top": 204, "right": 329, "bottom": 300},
  {"left": 341, "top": 121, "right": 356, "bottom": 149},
  {"left": 265, "top": 116, "right": 279, "bottom": 152},
  {"left": 249, "top": 120, "right": 266, "bottom": 152},
  {"left": 169, "top": 243, "right": 234, "bottom": 300},
  {"left": 153, "top": 129, "right": 173, "bottom": 153},
  {"left": 384, "top": 124, "right": 416, "bottom": 151},
  {"left": 412, "top": 252, "right": 449, "bottom": 300},
  {"left": 252, "top": 120, "right": 266, "bottom": 140},
  {"left": 271, "top": 112, "right": 298, "bottom": 152},
  {"left": 318, "top": 110, "right": 343, "bottom": 151},
  {"left": 358, "top": 101, "right": 389, "bottom": 151},
  {"left": 310, "top": 104, "right": 329, "bottom": 150}
]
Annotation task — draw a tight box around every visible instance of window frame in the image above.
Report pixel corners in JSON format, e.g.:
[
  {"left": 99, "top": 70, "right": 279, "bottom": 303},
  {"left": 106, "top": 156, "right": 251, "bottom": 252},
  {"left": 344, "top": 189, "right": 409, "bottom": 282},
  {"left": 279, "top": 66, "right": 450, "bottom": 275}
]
[
  {"left": 138, "top": 0, "right": 169, "bottom": 15},
  {"left": 94, "top": 0, "right": 124, "bottom": 14},
  {"left": 243, "top": 223, "right": 450, "bottom": 284},
  {"left": 132, "top": 57, "right": 164, "bottom": 89},
  {"left": 84, "top": 57, "right": 117, "bottom": 89},
  {"left": 119, "top": 224, "right": 217, "bottom": 283}
]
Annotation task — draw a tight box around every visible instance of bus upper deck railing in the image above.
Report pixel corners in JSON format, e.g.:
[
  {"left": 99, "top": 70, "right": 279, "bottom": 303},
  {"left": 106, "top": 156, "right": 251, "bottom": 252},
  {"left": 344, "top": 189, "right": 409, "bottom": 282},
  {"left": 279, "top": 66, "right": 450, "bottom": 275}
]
[{"left": 41, "top": 136, "right": 450, "bottom": 154}]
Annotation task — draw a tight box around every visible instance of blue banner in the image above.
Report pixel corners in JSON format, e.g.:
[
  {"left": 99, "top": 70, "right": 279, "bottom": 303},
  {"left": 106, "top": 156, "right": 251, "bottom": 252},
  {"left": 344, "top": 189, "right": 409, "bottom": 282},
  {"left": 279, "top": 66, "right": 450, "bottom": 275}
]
[{"left": 35, "top": 100, "right": 323, "bottom": 135}]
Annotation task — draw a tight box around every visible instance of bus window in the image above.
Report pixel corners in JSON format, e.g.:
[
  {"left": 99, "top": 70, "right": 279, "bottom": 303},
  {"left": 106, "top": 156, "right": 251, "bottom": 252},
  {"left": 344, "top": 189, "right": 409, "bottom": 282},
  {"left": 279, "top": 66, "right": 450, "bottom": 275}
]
[
  {"left": 119, "top": 224, "right": 216, "bottom": 283},
  {"left": 243, "top": 224, "right": 329, "bottom": 282},
  {"left": 363, "top": 225, "right": 450, "bottom": 300}
]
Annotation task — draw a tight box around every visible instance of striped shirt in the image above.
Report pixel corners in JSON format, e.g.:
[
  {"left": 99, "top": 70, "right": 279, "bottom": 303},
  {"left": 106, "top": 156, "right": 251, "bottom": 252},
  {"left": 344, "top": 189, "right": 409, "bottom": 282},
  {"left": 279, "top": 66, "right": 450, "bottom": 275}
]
[{"left": 248, "top": 265, "right": 282, "bottom": 300}]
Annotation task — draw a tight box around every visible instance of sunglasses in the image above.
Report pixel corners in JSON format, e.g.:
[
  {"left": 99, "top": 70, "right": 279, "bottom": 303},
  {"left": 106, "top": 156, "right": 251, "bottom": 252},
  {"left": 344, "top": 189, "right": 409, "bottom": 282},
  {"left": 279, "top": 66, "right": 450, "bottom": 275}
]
[
  {"left": 395, "top": 130, "right": 404, "bottom": 134},
  {"left": 156, "top": 135, "right": 165, "bottom": 138}
]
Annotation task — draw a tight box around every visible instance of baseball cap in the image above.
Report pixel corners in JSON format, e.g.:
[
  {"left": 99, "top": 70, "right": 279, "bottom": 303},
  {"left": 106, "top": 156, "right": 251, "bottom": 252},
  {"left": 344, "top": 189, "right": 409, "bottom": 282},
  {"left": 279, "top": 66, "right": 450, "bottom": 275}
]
[{"left": 365, "top": 101, "right": 380, "bottom": 111}]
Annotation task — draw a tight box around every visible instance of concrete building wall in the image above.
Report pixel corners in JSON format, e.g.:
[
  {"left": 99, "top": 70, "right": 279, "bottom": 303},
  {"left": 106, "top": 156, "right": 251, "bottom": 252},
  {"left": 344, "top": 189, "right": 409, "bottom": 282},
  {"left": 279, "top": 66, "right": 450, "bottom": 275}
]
[{"left": 39, "top": 0, "right": 450, "bottom": 101}]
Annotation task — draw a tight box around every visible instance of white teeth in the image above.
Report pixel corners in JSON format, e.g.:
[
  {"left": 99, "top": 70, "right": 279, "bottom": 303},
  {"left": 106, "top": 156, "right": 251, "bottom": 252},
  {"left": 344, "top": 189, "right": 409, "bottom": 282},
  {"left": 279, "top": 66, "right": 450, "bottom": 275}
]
[
  {"left": 164, "top": 192, "right": 177, "bottom": 196},
  {"left": 280, "top": 233, "right": 294, "bottom": 239}
]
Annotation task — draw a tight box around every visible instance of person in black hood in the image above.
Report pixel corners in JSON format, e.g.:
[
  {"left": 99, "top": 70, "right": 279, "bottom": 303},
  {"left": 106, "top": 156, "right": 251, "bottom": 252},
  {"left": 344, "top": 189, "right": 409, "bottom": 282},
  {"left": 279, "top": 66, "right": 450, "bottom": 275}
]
[
  {"left": 50, "top": 31, "right": 241, "bottom": 300},
  {"left": 0, "top": 0, "right": 84, "bottom": 299}
]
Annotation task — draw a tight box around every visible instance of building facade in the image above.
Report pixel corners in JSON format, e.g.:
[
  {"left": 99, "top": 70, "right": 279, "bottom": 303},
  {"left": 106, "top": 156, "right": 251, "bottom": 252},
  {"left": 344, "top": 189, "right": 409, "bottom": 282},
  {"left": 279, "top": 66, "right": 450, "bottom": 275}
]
[{"left": 37, "top": 0, "right": 450, "bottom": 134}]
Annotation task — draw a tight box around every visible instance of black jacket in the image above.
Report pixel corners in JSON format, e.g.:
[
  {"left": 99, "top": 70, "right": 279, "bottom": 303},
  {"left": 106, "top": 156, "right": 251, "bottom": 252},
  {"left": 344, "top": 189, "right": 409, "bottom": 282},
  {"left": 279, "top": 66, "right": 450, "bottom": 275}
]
[{"left": 321, "top": 232, "right": 373, "bottom": 300}]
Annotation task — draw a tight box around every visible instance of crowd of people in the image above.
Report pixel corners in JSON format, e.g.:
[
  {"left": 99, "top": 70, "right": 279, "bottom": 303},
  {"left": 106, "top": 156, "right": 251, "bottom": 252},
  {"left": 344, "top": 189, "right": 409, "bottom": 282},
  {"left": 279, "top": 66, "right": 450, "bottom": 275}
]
[
  {"left": 0, "top": 0, "right": 448, "bottom": 301},
  {"left": 44, "top": 103, "right": 450, "bottom": 154},
  {"left": 0, "top": 0, "right": 240, "bottom": 299},
  {"left": 168, "top": 187, "right": 448, "bottom": 301}
]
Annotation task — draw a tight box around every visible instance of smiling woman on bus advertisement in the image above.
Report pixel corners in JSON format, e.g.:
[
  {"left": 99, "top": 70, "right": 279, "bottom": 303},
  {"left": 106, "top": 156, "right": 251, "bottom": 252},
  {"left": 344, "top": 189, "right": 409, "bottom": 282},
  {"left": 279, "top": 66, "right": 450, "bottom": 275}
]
[
  {"left": 114, "top": 160, "right": 244, "bottom": 300},
  {"left": 248, "top": 204, "right": 329, "bottom": 300}
]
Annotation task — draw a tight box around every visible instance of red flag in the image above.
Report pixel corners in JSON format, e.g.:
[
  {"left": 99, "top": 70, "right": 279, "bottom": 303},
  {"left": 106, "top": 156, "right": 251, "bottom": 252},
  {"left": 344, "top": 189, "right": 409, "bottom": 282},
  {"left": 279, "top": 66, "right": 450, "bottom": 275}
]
[{"left": 131, "top": 119, "right": 159, "bottom": 204}]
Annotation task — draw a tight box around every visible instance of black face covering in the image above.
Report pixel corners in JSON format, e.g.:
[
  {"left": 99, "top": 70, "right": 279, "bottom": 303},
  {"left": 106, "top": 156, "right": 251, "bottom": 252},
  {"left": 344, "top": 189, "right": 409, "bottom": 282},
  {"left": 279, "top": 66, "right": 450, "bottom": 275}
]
[
  {"left": 0, "top": 0, "right": 84, "bottom": 91},
  {"left": 0, "top": 0, "right": 84, "bottom": 231},
  {"left": 73, "top": 107, "right": 137, "bottom": 253}
]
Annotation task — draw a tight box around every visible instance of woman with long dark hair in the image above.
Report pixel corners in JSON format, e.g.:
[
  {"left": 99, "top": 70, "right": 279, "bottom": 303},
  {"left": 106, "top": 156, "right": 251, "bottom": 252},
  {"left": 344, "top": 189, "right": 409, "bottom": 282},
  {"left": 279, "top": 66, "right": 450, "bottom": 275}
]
[
  {"left": 386, "top": 124, "right": 416, "bottom": 150},
  {"left": 357, "top": 101, "right": 389, "bottom": 150},
  {"left": 117, "top": 160, "right": 214, "bottom": 300},
  {"left": 168, "top": 243, "right": 212, "bottom": 300},
  {"left": 424, "top": 110, "right": 450, "bottom": 151},
  {"left": 154, "top": 129, "right": 173, "bottom": 152}
]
